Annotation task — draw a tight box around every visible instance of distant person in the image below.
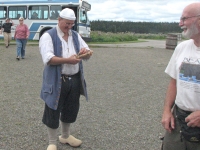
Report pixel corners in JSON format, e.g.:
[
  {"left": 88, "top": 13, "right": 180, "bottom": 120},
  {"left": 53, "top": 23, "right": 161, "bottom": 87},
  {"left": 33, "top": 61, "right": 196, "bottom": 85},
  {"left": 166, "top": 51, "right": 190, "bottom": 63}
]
[
  {"left": 31, "top": 12, "right": 38, "bottom": 19},
  {"left": 14, "top": 17, "right": 29, "bottom": 60},
  {"left": 50, "top": 11, "right": 56, "bottom": 19},
  {"left": 55, "top": 10, "right": 59, "bottom": 18},
  {"left": 161, "top": 2, "right": 200, "bottom": 150},
  {"left": 0, "top": 18, "right": 14, "bottom": 48},
  {"left": 17, "top": 14, "right": 21, "bottom": 19},
  {"left": 39, "top": 8, "right": 92, "bottom": 150}
]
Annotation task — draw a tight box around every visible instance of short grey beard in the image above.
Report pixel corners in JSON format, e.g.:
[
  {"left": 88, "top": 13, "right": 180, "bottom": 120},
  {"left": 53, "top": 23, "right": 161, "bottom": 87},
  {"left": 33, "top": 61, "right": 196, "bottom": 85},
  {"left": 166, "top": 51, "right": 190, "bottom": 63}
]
[{"left": 182, "top": 24, "right": 198, "bottom": 39}]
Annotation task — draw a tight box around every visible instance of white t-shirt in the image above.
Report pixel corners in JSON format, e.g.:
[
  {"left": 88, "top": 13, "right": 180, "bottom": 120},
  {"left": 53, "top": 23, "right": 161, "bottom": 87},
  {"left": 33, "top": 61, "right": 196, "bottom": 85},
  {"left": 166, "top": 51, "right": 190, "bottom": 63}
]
[{"left": 165, "top": 39, "right": 200, "bottom": 111}]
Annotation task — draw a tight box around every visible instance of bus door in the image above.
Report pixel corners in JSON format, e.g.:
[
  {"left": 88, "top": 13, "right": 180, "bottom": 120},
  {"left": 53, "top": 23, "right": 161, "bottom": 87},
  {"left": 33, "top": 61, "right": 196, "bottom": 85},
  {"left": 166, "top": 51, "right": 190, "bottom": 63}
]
[{"left": 79, "top": 1, "right": 91, "bottom": 41}]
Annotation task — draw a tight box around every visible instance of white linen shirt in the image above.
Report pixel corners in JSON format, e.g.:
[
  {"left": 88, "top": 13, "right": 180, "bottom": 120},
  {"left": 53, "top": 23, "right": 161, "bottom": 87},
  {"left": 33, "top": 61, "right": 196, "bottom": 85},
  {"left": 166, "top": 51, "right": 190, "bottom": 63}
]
[{"left": 39, "top": 25, "right": 90, "bottom": 75}]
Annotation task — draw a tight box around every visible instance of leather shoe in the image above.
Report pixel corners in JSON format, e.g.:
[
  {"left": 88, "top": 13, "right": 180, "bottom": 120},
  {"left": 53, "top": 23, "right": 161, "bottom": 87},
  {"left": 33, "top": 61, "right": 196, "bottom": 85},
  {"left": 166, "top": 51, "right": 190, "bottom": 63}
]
[
  {"left": 47, "top": 144, "right": 57, "bottom": 150},
  {"left": 59, "top": 135, "right": 82, "bottom": 147}
]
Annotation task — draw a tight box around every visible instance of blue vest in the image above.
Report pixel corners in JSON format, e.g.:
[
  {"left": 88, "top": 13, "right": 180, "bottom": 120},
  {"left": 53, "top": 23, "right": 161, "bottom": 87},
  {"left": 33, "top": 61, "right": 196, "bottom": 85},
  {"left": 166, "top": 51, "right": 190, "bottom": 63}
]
[{"left": 40, "top": 28, "right": 88, "bottom": 110}]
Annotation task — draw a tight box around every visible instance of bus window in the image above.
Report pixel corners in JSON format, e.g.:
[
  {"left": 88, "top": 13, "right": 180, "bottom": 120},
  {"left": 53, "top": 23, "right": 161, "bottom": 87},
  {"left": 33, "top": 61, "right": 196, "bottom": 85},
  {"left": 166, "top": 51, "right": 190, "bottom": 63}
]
[
  {"left": 80, "top": 9, "right": 87, "bottom": 23},
  {"left": 8, "top": 6, "right": 27, "bottom": 19},
  {"left": 0, "top": 7, "right": 7, "bottom": 19},
  {"left": 50, "top": 5, "right": 61, "bottom": 19},
  {"left": 28, "top": 6, "right": 48, "bottom": 20}
]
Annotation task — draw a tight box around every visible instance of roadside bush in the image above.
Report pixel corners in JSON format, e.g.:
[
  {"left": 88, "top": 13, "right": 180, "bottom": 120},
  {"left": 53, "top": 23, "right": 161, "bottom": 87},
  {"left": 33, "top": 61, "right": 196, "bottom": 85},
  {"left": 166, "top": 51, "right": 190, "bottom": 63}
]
[
  {"left": 91, "top": 31, "right": 138, "bottom": 42},
  {"left": 90, "top": 31, "right": 168, "bottom": 42},
  {"left": 134, "top": 33, "right": 166, "bottom": 40}
]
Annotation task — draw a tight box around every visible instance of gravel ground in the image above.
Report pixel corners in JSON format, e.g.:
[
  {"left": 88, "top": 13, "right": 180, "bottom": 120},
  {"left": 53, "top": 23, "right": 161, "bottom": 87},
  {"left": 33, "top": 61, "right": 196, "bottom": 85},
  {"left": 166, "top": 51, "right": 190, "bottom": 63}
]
[{"left": 0, "top": 44, "right": 174, "bottom": 150}]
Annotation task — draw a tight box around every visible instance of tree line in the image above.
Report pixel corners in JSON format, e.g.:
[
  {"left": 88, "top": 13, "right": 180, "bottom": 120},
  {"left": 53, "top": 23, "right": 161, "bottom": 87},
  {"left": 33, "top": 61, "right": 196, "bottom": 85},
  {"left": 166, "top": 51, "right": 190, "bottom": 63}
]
[{"left": 90, "top": 20, "right": 182, "bottom": 34}]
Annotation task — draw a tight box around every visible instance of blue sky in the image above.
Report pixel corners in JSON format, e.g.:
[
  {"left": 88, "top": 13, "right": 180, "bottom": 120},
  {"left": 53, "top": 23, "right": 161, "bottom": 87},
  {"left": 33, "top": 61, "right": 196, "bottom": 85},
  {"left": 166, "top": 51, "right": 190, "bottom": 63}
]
[{"left": 87, "top": 0, "right": 200, "bottom": 22}]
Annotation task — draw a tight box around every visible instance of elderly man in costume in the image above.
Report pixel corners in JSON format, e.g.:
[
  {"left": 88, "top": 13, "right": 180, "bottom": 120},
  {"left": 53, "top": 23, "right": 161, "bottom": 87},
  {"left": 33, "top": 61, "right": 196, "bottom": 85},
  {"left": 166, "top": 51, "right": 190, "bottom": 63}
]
[{"left": 39, "top": 8, "right": 92, "bottom": 150}]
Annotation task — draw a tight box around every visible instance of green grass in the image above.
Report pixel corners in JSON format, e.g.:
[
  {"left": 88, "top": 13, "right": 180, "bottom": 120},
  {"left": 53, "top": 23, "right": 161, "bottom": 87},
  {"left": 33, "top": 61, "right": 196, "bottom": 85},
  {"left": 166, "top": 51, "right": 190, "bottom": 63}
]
[
  {"left": 0, "top": 32, "right": 169, "bottom": 45},
  {"left": 89, "top": 31, "right": 167, "bottom": 43},
  {"left": 90, "top": 31, "right": 138, "bottom": 43},
  {"left": 89, "top": 39, "right": 147, "bottom": 44}
]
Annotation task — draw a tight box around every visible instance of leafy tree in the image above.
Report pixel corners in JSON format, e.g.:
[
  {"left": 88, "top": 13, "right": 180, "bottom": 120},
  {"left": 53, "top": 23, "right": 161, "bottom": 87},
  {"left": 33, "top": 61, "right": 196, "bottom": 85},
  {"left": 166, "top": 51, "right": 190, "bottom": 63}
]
[{"left": 90, "top": 21, "right": 182, "bottom": 34}]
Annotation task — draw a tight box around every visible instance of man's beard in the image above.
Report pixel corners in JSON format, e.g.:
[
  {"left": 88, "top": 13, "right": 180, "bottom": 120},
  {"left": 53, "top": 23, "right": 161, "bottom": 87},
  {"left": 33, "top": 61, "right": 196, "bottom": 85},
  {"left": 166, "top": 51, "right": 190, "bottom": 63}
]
[{"left": 182, "top": 24, "right": 198, "bottom": 39}]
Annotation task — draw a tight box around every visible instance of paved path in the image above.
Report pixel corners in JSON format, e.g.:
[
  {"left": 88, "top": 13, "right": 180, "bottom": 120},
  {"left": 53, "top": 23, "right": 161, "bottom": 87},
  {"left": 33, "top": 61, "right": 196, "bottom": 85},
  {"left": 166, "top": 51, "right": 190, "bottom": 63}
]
[
  {"left": 1, "top": 39, "right": 183, "bottom": 49},
  {"left": 89, "top": 40, "right": 165, "bottom": 49},
  {"left": 88, "top": 39, "right": 183, "bottom": 49}
]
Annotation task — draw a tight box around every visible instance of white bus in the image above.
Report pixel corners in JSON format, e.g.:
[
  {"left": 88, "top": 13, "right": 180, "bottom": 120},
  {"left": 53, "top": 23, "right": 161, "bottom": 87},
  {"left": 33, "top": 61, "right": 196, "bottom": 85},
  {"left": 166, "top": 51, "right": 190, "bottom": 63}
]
[{"left": 0, "top": 0, "right": 91, "bottom": 41}]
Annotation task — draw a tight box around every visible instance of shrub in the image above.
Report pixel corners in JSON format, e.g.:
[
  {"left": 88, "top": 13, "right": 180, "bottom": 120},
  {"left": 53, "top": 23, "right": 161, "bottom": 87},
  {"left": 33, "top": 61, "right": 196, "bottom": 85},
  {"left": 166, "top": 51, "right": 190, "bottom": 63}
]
[
  {"left": 90, "top": 31, "right": 166, "bottom": 42},
  {"left": 91, "top": 31, "right": 138, "bottom": 42}
]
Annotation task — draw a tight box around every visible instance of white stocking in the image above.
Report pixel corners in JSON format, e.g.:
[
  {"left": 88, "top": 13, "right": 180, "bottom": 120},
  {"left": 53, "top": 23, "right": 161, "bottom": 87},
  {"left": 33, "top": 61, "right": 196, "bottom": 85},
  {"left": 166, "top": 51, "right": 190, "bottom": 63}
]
[
  {"left": 47, "top": 127, "right": 57, "bottom": 145},
  {"left": 60, "top": 122, "right": 70, "bottom": 139}
]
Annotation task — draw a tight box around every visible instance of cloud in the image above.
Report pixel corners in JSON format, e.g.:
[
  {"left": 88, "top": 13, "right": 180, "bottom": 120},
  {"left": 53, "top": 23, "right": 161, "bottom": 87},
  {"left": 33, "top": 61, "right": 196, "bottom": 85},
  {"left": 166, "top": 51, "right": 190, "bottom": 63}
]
[{"left": 87, "top": 0, "right": 200, "bottom": 22}]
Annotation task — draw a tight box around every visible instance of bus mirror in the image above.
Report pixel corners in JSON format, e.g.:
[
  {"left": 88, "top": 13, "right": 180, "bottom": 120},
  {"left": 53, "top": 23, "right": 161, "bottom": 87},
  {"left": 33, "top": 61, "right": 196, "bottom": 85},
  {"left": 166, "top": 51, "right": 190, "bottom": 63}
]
[{"left": 81, "top": 1, "right": 91, "bottom": 11}]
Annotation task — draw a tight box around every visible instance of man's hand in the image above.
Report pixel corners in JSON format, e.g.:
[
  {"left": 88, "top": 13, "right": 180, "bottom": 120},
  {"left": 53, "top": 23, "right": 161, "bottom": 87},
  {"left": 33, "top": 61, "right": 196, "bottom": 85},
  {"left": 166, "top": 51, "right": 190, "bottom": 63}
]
[
  {"left": 78, "top": 48, "right": 89, "bottom": 55},
  {"left": 161, "top": 111, "right": 175, "bottom": 133},
  {"left": 67, "top": 54, "right": 81, "bottom": 64},
  {"left": 77, "top": 48, "right": 93, "bottom": 59},
  {"left": 185, "top": 111, "right": 200, "bottom": 127}
]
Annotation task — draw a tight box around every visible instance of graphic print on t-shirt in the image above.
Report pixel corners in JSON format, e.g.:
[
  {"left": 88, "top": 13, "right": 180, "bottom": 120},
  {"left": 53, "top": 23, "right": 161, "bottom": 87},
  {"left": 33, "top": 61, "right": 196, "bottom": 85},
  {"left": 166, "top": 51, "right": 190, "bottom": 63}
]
[{"left": 179, "top": 58, "right": 200, "bottom": 84}]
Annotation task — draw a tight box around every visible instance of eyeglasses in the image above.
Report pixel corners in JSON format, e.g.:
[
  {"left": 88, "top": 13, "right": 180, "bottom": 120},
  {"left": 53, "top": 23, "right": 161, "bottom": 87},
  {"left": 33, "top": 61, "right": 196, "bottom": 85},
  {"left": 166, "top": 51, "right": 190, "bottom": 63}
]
[
  {"left": 180, "top": 15, "right": 200, "bottom": 22},
  {"left": 62, "top": 21, "right": 74, "bottom": 26},
  {"left": 65, "top": 23, "right": 75, "bottom": 26}
]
